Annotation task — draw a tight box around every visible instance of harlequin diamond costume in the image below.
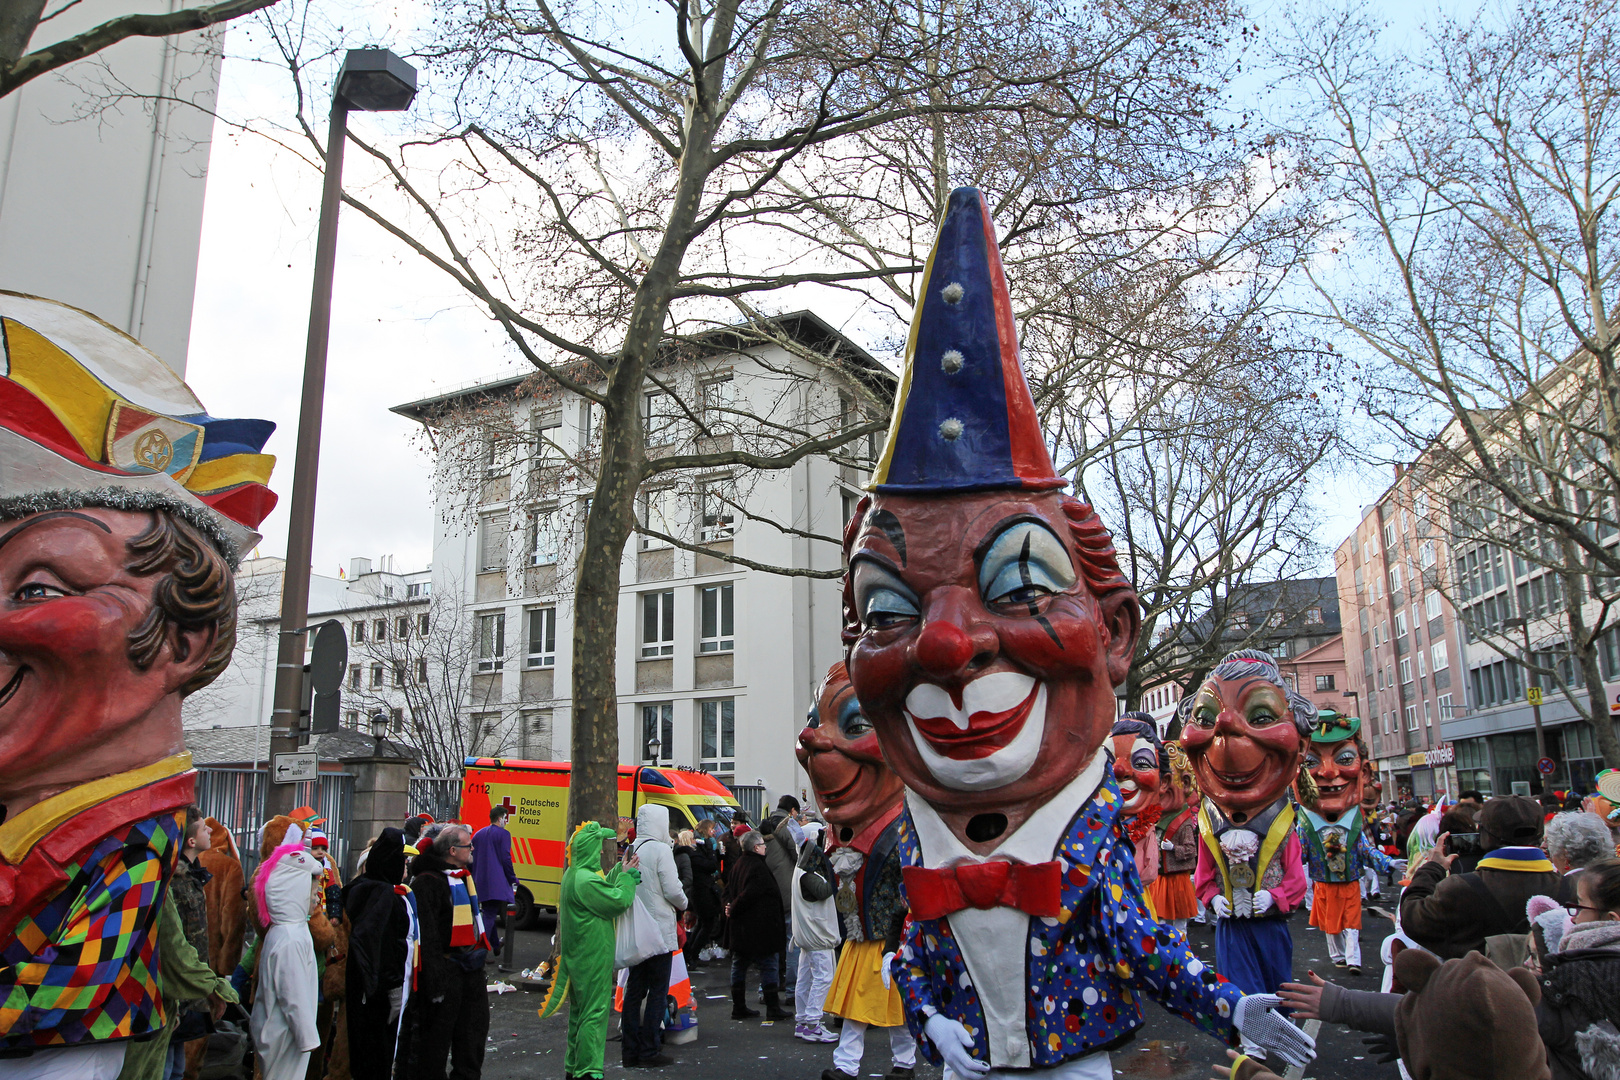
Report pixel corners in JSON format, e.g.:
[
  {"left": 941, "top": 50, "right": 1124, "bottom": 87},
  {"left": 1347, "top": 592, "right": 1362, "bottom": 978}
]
[
  {"left": 0, "top": 293, "right": 276, "bottom": 1075},
  {"left": 839, "top": 190, "right": 1314, "bottom": 1080},
  {"left": 1296, "top": 713, "right": 1396, "bottom": 974}
]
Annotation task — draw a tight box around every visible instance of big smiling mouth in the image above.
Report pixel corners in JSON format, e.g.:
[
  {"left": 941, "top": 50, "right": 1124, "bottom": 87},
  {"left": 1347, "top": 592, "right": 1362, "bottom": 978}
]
[
  {"left": 1210, "top": 764, "right": 1264, "bottom": 789},
  {"left": 907, "top": 682, "right": 1041, "bottom": 761}
]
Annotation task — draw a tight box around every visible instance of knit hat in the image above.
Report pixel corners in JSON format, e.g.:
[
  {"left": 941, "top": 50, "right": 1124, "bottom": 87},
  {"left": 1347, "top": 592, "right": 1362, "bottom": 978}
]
[
  {"left": 1479, "top": 795, "right": 1545, "bottom": 846},
  {"left": 1393, "top": 950, "right": 1549, "bottom": 1079}
]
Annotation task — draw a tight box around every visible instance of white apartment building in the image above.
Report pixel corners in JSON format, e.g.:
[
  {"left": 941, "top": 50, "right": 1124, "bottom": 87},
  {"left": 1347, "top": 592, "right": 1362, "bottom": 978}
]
[
  {"left": 392, "top": 312, "right": 891, "bottom": 806},
  {"left": 0, "top": 1, "right": 224, "bottom": 372}
]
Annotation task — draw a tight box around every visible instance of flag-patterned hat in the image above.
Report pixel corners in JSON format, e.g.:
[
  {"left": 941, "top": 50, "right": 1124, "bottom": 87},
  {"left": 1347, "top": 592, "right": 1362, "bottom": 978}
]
[
  {"left": 0, "top": 292, "right": 277, "bottom": 563},
  {"left": 869, "top": 187, "right": 1065, "bottom": 494}
]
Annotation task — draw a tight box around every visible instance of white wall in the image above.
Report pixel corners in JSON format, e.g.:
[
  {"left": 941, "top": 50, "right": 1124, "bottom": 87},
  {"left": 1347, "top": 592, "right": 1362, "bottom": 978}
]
[{"left": 0, "top": 3, "right": 223, "bottom": 373}]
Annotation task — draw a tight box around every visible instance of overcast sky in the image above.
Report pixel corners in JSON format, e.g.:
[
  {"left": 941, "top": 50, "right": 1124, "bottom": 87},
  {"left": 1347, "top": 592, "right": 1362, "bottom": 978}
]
[{"left": 180, "top": 0, "right": 1474, "bottom": 582}]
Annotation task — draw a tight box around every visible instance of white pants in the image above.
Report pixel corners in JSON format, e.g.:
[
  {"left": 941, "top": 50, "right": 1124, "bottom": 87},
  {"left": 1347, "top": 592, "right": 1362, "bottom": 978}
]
[
  {"left": 0, "top": 1044, "right": 127, "bottom": 1079},
  {"left": 1362, "top": 866, "right": 1380, "bottom": 898},
  {"left": 796, "top": 947, "right": 836, "bottom": 1022},
  {"left": 944, "top": 1051, "right": 1112, "bottom": 1080},
  {"left": 834, "top": 1019, "right": 916, "bottom": 1075},
  {"left": 1326, "top": 927, "right": 1361, "bottom": 967}
]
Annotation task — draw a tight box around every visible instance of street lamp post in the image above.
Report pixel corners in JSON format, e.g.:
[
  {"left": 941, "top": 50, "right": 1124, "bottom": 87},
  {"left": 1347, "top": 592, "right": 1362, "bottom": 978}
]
[
  {"left": 1502, "top": 615, "right": 1548, "bottom": 786},
  {"left": 267, "top": 50, "right": 418, "bottom": 818}
]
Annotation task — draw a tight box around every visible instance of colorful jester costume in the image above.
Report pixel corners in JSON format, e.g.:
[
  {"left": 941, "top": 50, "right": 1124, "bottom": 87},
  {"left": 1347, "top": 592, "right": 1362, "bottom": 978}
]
[
  {"left": 539, "top": 822, "right": 640, "bottom": 1080},
  {"left": 1194, "top": 794, "right": 1307, "bottom": 996}
]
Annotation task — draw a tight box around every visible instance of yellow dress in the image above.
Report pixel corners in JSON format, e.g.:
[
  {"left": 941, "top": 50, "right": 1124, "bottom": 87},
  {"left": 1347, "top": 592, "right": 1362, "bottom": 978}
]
[{"left": 824, "top": 939, "right": 906, "bottom": 1027}]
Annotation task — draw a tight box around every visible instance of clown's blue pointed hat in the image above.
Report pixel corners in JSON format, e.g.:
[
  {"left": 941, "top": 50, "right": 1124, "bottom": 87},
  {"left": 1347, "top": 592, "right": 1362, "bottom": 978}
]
[{"left": 869, "top": 187, "right": 1064, "bottom": 494}]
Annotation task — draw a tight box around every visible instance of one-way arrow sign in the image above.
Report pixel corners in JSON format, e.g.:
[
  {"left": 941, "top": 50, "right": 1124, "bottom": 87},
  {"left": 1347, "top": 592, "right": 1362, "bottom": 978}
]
[{"left": 272, "top": 751, "right": 319, "bottom": 784}]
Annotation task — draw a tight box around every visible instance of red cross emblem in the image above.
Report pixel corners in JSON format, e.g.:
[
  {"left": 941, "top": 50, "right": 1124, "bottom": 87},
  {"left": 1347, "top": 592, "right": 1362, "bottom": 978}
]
[{"left": 499, "top": 796, "right": 517, "bottom": 816}]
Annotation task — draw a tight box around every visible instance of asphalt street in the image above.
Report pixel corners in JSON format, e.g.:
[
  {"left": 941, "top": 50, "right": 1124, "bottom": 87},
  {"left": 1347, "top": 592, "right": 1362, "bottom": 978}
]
[{"left": 477, "top": 900, "right": 1405, "bottom": 1080}]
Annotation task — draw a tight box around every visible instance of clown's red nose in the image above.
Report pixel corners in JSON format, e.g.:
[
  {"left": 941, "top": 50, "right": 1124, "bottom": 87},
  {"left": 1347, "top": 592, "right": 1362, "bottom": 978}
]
[{"left": 915, "top": 621, "right": 974, "bottom": 677}]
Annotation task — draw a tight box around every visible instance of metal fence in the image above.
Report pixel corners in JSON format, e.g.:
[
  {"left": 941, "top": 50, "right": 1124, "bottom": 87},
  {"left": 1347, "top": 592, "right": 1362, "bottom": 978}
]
[
  {"left": 730, "top": 784, "right": 766, "bottom": 823},
  {"left": 410, "top": 776, "right": 463, "bottom": 823},
  {"left": 194, "top": 767, "right": 354, "bottom": 881}
]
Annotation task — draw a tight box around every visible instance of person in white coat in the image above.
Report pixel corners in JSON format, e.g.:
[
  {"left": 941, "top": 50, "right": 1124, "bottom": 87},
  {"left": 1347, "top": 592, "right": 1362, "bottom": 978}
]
[
  {"left": 623, "top": 803, "right": 689, "bottom": 1068},
  {"left": 250, "top": 826, "right": 324, "bottom": 1080}
]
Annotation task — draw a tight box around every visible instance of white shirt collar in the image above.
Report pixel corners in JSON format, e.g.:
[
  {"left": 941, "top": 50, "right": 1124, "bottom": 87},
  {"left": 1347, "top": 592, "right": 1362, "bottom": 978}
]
[{"left": 906, "top": 748, "right": 1109, "bottom": 867}]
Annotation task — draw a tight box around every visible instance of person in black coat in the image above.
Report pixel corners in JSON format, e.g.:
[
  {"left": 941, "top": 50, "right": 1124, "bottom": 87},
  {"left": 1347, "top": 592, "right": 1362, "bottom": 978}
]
[
  {"left": 344, "top": 828, "right": 412, "bottom": 1080},
  {"left": 685, "top": 823, "right": 724, "bottom": 965},
  {"left": 722, "top": 831, "right": 788, "bottom": 1021}
]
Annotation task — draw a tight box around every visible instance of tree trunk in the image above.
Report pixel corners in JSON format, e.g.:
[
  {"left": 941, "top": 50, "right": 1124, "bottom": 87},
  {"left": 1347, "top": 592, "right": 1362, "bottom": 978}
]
[
  {"left": 0, "top": 2, "right": 44, "bottom": 66},
  {"left": 1561, "top": 556, "right": 1620, "bottom": 770}
]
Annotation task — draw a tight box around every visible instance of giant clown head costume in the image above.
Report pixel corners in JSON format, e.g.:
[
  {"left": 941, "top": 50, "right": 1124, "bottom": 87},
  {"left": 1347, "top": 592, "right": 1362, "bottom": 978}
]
[
  {"left": 841, "top": 189, "right": 1140, "bottom": 854},
  {"left": 1304, "top": 711, "right": 1368, "bottom": 820},
  {"left": 798, "top": 660, "right": 905, "bottom": 846}
]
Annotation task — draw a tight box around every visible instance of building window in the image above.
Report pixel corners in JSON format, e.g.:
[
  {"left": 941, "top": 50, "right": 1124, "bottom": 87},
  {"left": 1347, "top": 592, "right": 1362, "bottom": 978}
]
[
  {"left": 1431, "top": 641, "right": 1448, "bottom": 671},
  {"left": 701, "top": 698, "right": 735, "bottom": 772},
  {"left": 1425, "top": 591, "right": 1442, "bottom": 620},
  {"left": 529, "top": 506, "right": 559, "bottom": 566},
  {"left": 396, "top": 615, "right": 410, "bottom": 638},
  {"left": 348, "top": 664, "right": 360, "bottom": 690},
  {"left": 478, "top": 612, "right": 506, "bottom": 672},
  {"left": 391, "top": 707, "right": 405, "bottom": 731},
  {"left": 842, "top": 490, "right": 859, "bottom": 527},
  {"left": 392, "top": 663, "right": 405, "bottom": 688},
  {"left": 641, "top": 702, "right": 673, "bottom": 762},
  {"left": 1384, "top": 522, "right": 1397, "bottom": 548},
  {"left": 370, "top": 663, "right": 384, "bottom": 688},
  {"left": 533, "top": 410, "right": 563, "bottom": 466},
  {"left": 642, "top": 591, "right": 675, "bottom": 658},
  {"left": 1231, "top": 611, "right": 1250, "bottom": 631},
  {"left": 698, "top": 476, "right": 736, "bottom": 542},
  {"left": 1420, "top": 540, "right": 1436, "bottom": 568},
  {"left": 346, "top": 709, "right": 358, "bottom": 728},
  {"left": 1405, "top": 705, "right": 1418, "bottom": 730},
  {"left": 527, "top": 606, "right": 556, "bottom": 668},
  {"left": 418, "top": 613, "right": 430, "bottom": 636},
  {"left": 642, "top": 389, "right": 676, "bottom": 446},
  {"left": 1268, "top": 611, "right": 1287, "bottom": 628},
  {"left": 373, "top": 618, "right": 387, "bottom": 642},
  {"left": 699, "top": 583, "right": 734, "bottom": 653},
  {"left": 578, "top": 400, "right": 594, "bottom": 448},
  {"left": 1376, "top": 667, "right": 1385, "bottom": 690},
  {"left": 1424, "top": 700, "right": 1433, "bottom": 727},
  {"left": 1399, "top": 658, "right": 1412, "bottom": 685},
  {"left": 638, "top": 488, "right": 676, "bottom": 551},
  {"left": 1401, "top": 510, "right": 1410, "bottom": 535},
  {"left": 482, "top": 432, "right": 508, "bottom": 475},
  {"left": 417, "top": 657, "right": 428, "bottom": 683},
  {"left": 522, "top": 709, "right": 552, "bottom": 759},
  {"left": 1438, "top": 693, "right": 1454, "bottom": 719},
  {"left": 471, "top": 712, "right": 501, "bottom": 752},
  {"left": 1364, "top": 538, "right": 1377, "bottom": 564},
  {"left": 1305, "top": 606, "right": 1323, "bottom": 625},
  {"left": 1315, "top": 674, "right": 1336, "bottom": 691},
  {"left": 479, "top": 512, "right": 510, "bottom": 573},
  {"left": 1395, "top": 612, "right": 1408, "bottom": 639},
  {"left": 407, "top": 582, "right": 424, "bottom": 599},
  {"left": 352, "top": 620, "right": 366, "bottom": 644},
  {"left": 1389, "top": 565, "right": 1403, "bottom": 593},
  {"left": 1380, "top": 621, "right": 1389, "bottom": 644},
  {"left": 700, "top": 373, "right": 733, "bottom": 428}
]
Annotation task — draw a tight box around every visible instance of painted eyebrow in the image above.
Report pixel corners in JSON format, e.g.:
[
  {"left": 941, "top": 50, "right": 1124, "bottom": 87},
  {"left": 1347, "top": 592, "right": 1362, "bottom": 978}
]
[
  {"left": 971, "top": 514, "right": 1064, "bottom": 572},
  {"left": 0, "top": 511, "right": 113, "bottom": 554},
  {"left": 849, "top": 550, "right": 906, "bottom": 580},
  {"left": 864, "top": 508, "right": 907, "bottom": 567}
]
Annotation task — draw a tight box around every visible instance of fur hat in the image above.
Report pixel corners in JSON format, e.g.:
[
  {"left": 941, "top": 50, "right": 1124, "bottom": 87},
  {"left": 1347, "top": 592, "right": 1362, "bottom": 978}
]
[{"left": 1393, "top": 950, "right": 1550, "bottom": 1079}]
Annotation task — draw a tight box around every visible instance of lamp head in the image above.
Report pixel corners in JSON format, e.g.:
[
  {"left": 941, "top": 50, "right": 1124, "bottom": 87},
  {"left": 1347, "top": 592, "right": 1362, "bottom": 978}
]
[{"left": 336, "top": 48, "right": 418, "bottom": 112}]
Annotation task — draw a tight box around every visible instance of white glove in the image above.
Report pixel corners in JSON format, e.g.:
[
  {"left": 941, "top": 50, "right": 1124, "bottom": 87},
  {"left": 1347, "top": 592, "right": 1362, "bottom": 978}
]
[
  {"left": 1234, "top": 993, "right": 1316, "bottom": 1069},
  {"left": 1391, "top": 859, "right": 1409, "bottom": 875},
  {"left": 1252, "top": 890, "right": 1275, "bottom": 916},
  {"left": 1211, "top": 896, "right": 1231, "bottom": 918},
  {"left": 924, "top": 1013, "right": 989, "bottom": 1077},
  {"left": 1160, "top": 840, "right": 1175, "bottom": 851},
  {"left": 880, "top": 951, "right": 896, "bottom": 990}
]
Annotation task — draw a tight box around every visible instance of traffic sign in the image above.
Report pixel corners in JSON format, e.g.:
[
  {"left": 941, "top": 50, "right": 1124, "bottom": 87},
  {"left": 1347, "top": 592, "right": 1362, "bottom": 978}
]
[
  {"left": 273, "top": 751, "right": 319, "bottom": 784},
  {"left": 1528, "top": 687, "right": 1544, "bottom": 705},
  {"left": 1537, "top": 757, "right": 1557, "bottom": 776}
]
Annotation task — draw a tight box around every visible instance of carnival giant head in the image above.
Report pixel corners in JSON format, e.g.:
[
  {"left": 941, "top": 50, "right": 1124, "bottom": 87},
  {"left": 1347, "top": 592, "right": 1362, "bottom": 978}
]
[
  {"left": 797, "top": 661, "right": 905, "bottom": 845},
  {"left": 1110, "top": 712, "right": 1164, "bottom": 819},
  {"left": 841, "top": 189, "right": 1140, "bottom": 849},
  {"left": 1178, "top": 649, "right": 1314, "bottom": 825},
  {"left": 1161, "top": 740, "right": 1198, "bottom": 817},
  {"left": 1305, "top": 711, "right": 1368, "bottom": 819},
  {"left": 0, "top": 293, "right": 276, "bottom": 816}
]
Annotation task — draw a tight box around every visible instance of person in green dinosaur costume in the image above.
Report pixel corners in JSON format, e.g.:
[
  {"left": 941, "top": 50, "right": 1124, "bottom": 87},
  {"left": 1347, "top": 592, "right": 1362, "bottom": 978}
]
[{"left": 539, "top": 821, "right": 641, "bottom": 1080}]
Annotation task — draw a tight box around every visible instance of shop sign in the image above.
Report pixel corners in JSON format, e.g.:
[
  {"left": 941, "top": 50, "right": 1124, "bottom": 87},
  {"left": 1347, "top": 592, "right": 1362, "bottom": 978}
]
[{"left": 1406, "top": 744, "right": 1454, "bottom": 769}]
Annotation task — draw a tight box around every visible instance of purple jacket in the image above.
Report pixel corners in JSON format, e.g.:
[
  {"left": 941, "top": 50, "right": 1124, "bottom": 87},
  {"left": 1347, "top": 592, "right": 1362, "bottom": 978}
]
[{"left": 472, "top": 823, "right": 517, "bottom": 903}]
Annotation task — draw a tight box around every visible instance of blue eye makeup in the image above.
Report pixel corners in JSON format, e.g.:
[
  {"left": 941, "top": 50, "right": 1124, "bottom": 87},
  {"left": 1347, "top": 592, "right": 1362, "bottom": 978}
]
[
  {"left": 977, "top": 520, "right": 1076, "bottom": 609},
  {"left": 851, "top": 559, "right": 921, "bottom": 630}
]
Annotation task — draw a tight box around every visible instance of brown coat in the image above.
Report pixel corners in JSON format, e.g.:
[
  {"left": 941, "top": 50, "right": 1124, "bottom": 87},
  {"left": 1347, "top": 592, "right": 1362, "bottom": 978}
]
[
  {"left": 1159, "top": 811, "right": 1199, "bottom": 876},
  {"left": 1399, "top": 857, "right": 1561, "bottom": 960}
]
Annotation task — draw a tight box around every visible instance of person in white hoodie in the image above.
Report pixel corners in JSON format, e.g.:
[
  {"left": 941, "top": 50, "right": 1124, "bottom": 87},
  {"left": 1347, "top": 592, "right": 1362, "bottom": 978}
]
[
  {"left": 623, "top": 803, "right": 688, "bottom": 1068},
  {"left": 250, "top": 825, "right": 324, "bottom": 1080}
]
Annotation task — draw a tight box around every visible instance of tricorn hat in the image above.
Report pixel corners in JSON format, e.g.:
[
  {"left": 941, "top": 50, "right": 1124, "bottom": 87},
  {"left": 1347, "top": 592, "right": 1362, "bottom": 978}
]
[{"left": 869, "top": 187, "right": 1064, "bottom": 495}]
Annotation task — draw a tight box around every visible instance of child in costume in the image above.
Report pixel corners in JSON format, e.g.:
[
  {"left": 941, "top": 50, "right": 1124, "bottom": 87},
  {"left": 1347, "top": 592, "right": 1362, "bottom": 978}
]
[
  {"left": 1297, "top": 712, "right": 1400, "bottom": 975},
  {"left": 1181, "top": 650, "right": 1310, "bottom": 1000},
  {"left": 0, "top": 294, "right": 277, "bottom": 1077},
  {"left": 251, "top": 824, "right": 324, "bottom": 1080},
  {"left": 797, "top": 663, "right": 916, "bottom": 1076},
  {"left": 1149, "top": 741, "right": 1201, "bottom": 935},
  {"left": 539, "top": 822, "right": 641, "bottom": 1080},
  {"left": 840, "top": 190, "right": 1314, "bottom": 1080}
]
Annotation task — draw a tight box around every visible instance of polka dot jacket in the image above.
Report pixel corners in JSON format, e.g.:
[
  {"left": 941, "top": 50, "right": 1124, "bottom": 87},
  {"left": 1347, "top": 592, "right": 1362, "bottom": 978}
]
[{"left": 892, "top": 775, "right": 1243, "bottom": 1068}]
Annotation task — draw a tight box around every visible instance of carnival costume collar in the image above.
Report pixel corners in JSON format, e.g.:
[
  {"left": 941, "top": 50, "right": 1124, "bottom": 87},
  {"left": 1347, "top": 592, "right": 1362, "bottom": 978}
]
[
  {"left": 837, "top": 802, "right": 904, "bottom": 857},
  {"left": 1476, "top": 846, "right": 1556, "bottom": 873},
  {"left": 1203, "top": 793, "right": 1288, "bottom": 840},
  {"left": 0, "top": 751, "right": 192, "bottom": 863},
  {"left": 1302, "top": 805, "right": 1361, "bottom": 832},
  {"left": 906, "top": 748, "right": 1107, "bottom": 868}
]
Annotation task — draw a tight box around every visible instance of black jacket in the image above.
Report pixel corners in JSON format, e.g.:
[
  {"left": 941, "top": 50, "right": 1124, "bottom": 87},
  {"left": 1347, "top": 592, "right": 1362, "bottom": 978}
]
[
  {"left": 409, "top": 850, "right": 480, "bottom": 995},
  {"left": 1539, "top": 935, "right": 1620, "bottom": 1080},
  {"left": 687, "top": 839, "right": 722, "bottom": 917},
  {"left": 1399, "top": 856, "right": 1561, "bottom": 960},
  {"left": 722, "top": 851, "right": 785, "bottom": 957}
]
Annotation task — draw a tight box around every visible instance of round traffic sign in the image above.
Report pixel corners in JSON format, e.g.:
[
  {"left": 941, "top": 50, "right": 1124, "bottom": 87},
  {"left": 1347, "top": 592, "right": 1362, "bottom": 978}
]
[{"left": 1537, "top": 757, "right": 1557, "bottom": 776}]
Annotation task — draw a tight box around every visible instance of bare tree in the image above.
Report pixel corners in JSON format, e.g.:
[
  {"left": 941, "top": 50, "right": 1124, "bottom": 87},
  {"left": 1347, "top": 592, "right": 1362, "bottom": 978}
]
[
  {"left": 1279, "top": 0, "right": 1620, "bottom": 767},
  {"left": 0, "top": 0, "right": 278, "bottom": 98}
]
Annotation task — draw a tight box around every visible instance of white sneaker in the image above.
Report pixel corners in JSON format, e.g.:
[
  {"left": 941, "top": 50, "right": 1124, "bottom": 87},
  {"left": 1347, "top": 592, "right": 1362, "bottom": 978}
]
[{"left": 814, "top": 1025, "right": 838, "bottom": 1043}]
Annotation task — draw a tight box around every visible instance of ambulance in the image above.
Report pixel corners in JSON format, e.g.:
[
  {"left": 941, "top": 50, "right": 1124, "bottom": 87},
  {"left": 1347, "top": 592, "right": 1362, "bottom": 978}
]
[{"left": 459, "top": 757, "right": 741, "bottom": 925}]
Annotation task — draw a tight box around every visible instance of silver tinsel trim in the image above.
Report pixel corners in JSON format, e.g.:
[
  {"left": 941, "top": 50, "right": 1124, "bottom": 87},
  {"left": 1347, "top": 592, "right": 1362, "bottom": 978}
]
[{"left": 0, "top": 488, "right": 242, "bottom": 569}]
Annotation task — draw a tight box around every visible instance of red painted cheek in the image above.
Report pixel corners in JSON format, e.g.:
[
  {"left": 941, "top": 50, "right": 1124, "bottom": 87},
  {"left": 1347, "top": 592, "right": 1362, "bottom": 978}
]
[
  {"left": 849, "top": 638, "right": 914, "bottom": 717},
  {"left": 0, "top": 598, "right": 128, "bottom": 664},
  {"left": 841, "top": 730, "right": 886, "bottom": 765},
  {"left": 994, "top": 595, "right": 1102, "bottom": 675}
]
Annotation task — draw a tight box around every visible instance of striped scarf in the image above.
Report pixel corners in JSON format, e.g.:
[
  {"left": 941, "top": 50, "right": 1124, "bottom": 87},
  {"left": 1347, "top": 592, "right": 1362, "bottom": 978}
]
[
  {"left": 445, "top": 869, "right": 486, "bottom": 948},
  {"left": 1476, "top": 845, "right": 1557, "bottom": 873}
]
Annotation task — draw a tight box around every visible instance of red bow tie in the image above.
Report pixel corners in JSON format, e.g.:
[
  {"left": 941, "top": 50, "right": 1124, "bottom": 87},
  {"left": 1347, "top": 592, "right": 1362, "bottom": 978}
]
[{"left": 902, "top": 860, "right": 1063, "bottom": 920}]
